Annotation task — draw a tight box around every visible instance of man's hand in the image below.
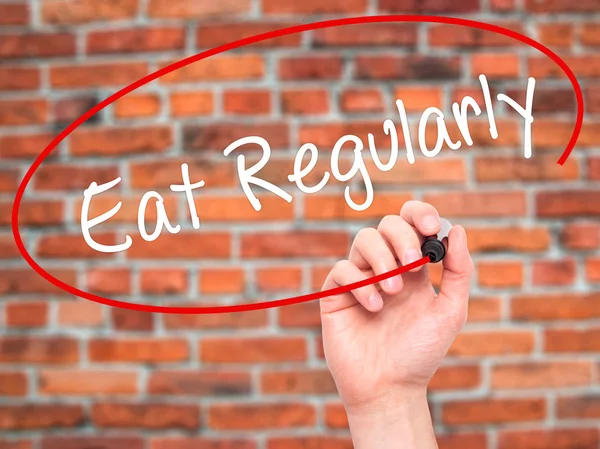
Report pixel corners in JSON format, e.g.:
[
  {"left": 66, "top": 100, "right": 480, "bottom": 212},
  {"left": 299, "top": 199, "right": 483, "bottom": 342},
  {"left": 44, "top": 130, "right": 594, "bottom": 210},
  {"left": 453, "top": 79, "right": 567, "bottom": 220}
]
[{"left": 320, "top": 201, "right": 474, "bottom": 449}]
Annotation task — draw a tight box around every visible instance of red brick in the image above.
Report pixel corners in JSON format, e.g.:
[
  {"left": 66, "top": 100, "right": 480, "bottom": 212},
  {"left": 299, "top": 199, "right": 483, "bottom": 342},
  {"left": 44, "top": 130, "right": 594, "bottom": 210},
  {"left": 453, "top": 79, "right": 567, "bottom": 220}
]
[
  {"left": 0, "top": 404, "right": 83, "bottom": 429},
  {"left": 130, "top": 158, "right": 235, "bottom": 189},
  {"left": 532, "top": 259, "right": 576, "bottom": 286},
  {"left": 0, "top": 3, "right": 28, "bottom": 25},
  {"left": 4, "top": 199, "right": 64, "bottom": 226},
  {"left": 526, "top": 0, "right": 599, "bottom": 12},
  {"left": 5, "top": 302, "right": 47, "bottom": 328},
  {"left": 0, "top": 66, "right": 39, "bottom": 91},
  {"left": 57, "top": 301, "right": 104, "bottom": 328},
  {"left": 538, "top": 23, "right": 574, "bottom": 49},
  {"left": 0, "top": 337, "right": 78, "bottom": 364},
  {"left": 468, "top": 297, "right": 502, "bottom": 322},
  {"left": 263, "top": 0, "right": 366, "bottom": 13},
  {"left": 0, "top": 170, "right": 17, "bottom": 193},
  {"left": 537, "top": 191, "right": 600, "bottom": 217},
  {"left": 151, "top": 438, "right": 254, "bottom": 449},
  {"left": 557, "top": 396, "right": 600, "bottom": 419},
  {"left": 0, "top": 133, "right": 54, "bottom": 159},
  {"left": 443, "top": 398, "right": 545, "bottom": 425},
  {"left": 70, "top": 126, "right": 172, "bottom": 156},
  {"left": 279, "top": 56, "right": 343, "bottom": 80},
  {"left": 87, "top": 28, "right": 185, "bottom": 54},
  {"left": 372, "top": 159, "right": 468, "bottom": 186},
  {"left": 0, "top": 33, "right": 75, "bottom": 59},
  {"left": 37, "top": 233, "right": 117, "bottom": 259},
  {"left": 507, "top": 87, "right": 576, "bottom": 114},
  {"left": 140, "top": 268, "right": 188, "bottom": 295},
  {"left": 498, "top": 428, "right": 599, "bottom": 449},
  {"left": 304, "top": 193, "right": 414, "bottom": 221},
  {"left": 268, "top": 437, "right": 352, "bottom": 449},
  {"left": 42, "top": 0, "right": 138, "bottom": 24},
  {"left": 34, "top": 163, "right": 118, "bottom": 191},
  {"left": 545, "top": 328, "right": 600, "bottom": 353},
  {"left": 475, "top": 155, "right": 578, "bottom": 182},
  {"left": 437, "top": 434, "right": 487, "bottom": 449},
  {"left": 148, "top": 371, "right": 251, "bottom": 396},
  {"left": 73, "top": 194, "right": 178, "bottom": 225},
  {"left": 160, "top": 55, "right": 263, "bottom": 83},
  {"left": 89, "top": 338, "right": 189, "bottom": 363},
  {"left": 471, "top": 54, "right": 521, "bottom": 79},
  {"left": 256, "top": 267, "right": 302, "bottom": 292},
  {"left": 196, "top": 196, "right": 293, "bottom": 222},
  {"left": 199, "top": 267, "right": 245, "bottom": 294},
  {"left": 589, "top": 157, "right": 600, "bottom": 179},
  {"left": 209, "top": 403, "right": 315, "bottom": 429},
  {"left": 340, "top": 88, "right": 384, "bottom": 113},
  {"left": 241, "top": 231, "right": 349, "bottom": 258},
  {"left": 512, "top": 293, "right": 600, "bottom": 321},
  {"left": 86, "top": 268, "right": 131, "bottom": 295},
  {"left": 184, "top": 122, "right": 288, "bottom": 150},
  {"left": 164, "top": 307, "right": 267, "bottom": 330},
  {"left": 111, "top": 309, "right": 154, "bottom": 332},
  {"left": 39, "top": 370, "right": 138, "bottom": 395},
  {"left": 169, "top": 90, "right": 213, "bottom": 117},
  {"left": 92, "top": 403, "right": 200, "bottom": 429},
  {"left": 429, "top": 365, "right": 481, "bottom": 391},
  {"left": 148, "top": 0, "right": 251, "bottom": 18},
  {"left": 529, "top": 55, "right": 600, "bottom": 79},
  {"left": 587, "top": 86, "right": 600, "bottom": 113},
  {"left": 394, "top": 86, "right": 443, "bottom": 112},
  {"left": 492, "top": 362, "right": 592, "bottom": 389},
  {"left": 53, "top": 95, "right": 98, "bottom": 125},
  {"left": 429, "top": 23, "right": 522, "bottom": 47},
  {"left": 477, "top": 260, "right": 523, "bottom": 287},
  {"left": 0, "top": 99, "right": 46, "bottom": 125},
  {"left": 50, "top": 62, "right": 148, "bottom": 88},
  {"left": 278, "top": 302, "right": 321, "bottom": 328},
  {"left": 356, "top": 55, "right": 460, "bottom": 80},
  {"left": 423, "top": 191, "right": 526, "bottom": 217},
  {"left": 533, "top": 121, "right": 600, "bottom": 149},
  {"left": 0, "top": 372, "right": 27, "bottom": 396},
  {"left": 561, "top": 223, "right": 600, "bottom": 250},
  {"left": 127, "top": 233, "right": 231, "bottom": 259},
  {"left": 261, "top": 370, "right": 336, "bottom": 394},
  {"left": 466, "top": 227, "right": 550, "bottom": 253},
  {"left": 587, "top": 258, "right": 600, "bottom": 282},
  {"left": 449, "top": 331, "right": 534, "bottom": 356},
  {"left": 197, "top": 22, "right": 300, "bottom": 48},
  {"left": 313, "top": 24, "right": 416, "bottom": 47},
  {"left": 379, "top": 0, "right": 480, "bottom": 12},
  {"left": 114, "top": 94, "right": 160, "bottom": 119},
  {"left": 282, "top": 89, "right": 329, "bottom": 115},
  {"left": 0, "top": 440, "right": 32, "bottom": 449},
  {"left": 0, "top": 269, "right": 76, "bottom": 295},
  {"left": 324, "top": 403, "right": 347, "bottom": 428},
  {"left": 224, "top": 89, "right": 271, "bottom": 115},
  {"left": 0, "top": 234, "right": 18, "bottom": 259},
  {"left": 200, "top": 337, "right": 306, "bottom": 363}
]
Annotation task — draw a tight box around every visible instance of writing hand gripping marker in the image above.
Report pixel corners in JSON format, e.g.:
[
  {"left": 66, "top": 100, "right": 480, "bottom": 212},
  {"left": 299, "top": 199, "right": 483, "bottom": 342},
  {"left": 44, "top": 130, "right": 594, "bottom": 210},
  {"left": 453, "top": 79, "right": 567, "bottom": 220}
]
[{"left": 421, "top": 218, "right": 452, "bottom": 263}]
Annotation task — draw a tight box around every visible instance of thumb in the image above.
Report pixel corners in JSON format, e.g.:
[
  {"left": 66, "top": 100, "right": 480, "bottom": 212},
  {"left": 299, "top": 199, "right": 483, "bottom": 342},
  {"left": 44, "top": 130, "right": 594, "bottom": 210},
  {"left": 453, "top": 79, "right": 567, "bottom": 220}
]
[{"left": 436, "top": 225, "right": 474, "bottom": 328}]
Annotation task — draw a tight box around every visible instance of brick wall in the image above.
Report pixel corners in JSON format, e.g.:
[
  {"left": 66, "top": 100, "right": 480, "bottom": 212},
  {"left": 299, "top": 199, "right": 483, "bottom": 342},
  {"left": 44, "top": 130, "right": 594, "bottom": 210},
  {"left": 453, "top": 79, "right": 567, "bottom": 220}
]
[{"left": 2, "top": 0, "right": 600, "bottom": 448}]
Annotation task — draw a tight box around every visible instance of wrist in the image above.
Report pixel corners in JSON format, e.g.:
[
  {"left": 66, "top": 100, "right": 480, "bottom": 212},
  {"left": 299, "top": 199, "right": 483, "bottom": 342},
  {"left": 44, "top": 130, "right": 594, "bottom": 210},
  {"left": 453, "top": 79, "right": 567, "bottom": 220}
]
[
  {"left": 344, "top": 387, "right": 435, "bottom": 449},
  {"left": 345, "top": 385, "right": 428, "bottom": 419}
]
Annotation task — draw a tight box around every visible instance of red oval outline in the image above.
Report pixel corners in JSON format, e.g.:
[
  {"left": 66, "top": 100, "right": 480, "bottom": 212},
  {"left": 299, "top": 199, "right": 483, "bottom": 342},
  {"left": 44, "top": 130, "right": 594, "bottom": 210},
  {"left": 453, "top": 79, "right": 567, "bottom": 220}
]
[{"left": 12, "top": 15, "right": 584, "bottom": 314}]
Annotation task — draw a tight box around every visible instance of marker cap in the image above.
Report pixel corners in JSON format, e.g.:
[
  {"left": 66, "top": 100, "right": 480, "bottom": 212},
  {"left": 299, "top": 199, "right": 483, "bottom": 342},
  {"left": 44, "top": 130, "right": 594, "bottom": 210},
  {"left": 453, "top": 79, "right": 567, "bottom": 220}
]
[{"left": 422, "top": 239, "right": 446, "bottom": 263}]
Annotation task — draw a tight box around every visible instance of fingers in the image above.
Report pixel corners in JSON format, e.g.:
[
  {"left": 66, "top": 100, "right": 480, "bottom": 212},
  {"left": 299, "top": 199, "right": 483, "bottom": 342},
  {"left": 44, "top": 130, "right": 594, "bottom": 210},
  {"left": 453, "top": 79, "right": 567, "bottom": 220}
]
[
  {"left": 378, "top": 214, "right": 425, "bottom": 272},
  {"left": 321, "top": 260, "right": 382, "bottom": 314},
  {"left": 437, "top": 225, "right": 474, "bottom": 328},
  {"left": 400, "top": 200, "right": 441, "bottom": 237},
  {"left": 348, "top": 227, "right": 402, "bottom": 294}
]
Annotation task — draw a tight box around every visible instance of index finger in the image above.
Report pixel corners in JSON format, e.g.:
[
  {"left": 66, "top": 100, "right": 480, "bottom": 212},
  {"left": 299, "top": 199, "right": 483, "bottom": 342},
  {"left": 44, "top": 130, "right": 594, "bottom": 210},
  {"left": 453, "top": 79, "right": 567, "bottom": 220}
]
[{"left": 400, "top": 200, "right": 441, "bottom": 237}]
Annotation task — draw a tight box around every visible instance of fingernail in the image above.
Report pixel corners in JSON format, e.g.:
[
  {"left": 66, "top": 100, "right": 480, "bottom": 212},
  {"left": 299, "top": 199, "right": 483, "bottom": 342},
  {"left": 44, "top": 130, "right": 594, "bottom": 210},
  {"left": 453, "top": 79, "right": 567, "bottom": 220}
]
[
  {"left": 369, "top": 292, "right": 383, "bottom": 311},
  {"left": 384, "top": 275, "right": 402, "bottom": 291},
  {"left": 403, "top": 249, "right": 421, "bottom": 265},
  {"left": 422, "top": 215, "right": 440, "bottom": 230}
]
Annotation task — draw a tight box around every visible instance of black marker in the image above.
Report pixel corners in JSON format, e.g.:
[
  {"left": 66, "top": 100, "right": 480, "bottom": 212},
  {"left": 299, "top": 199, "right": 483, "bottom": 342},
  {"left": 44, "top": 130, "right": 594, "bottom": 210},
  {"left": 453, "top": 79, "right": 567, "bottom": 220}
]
[{"left": 421, "top": 218, "right": 452, "bottom": 263}]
